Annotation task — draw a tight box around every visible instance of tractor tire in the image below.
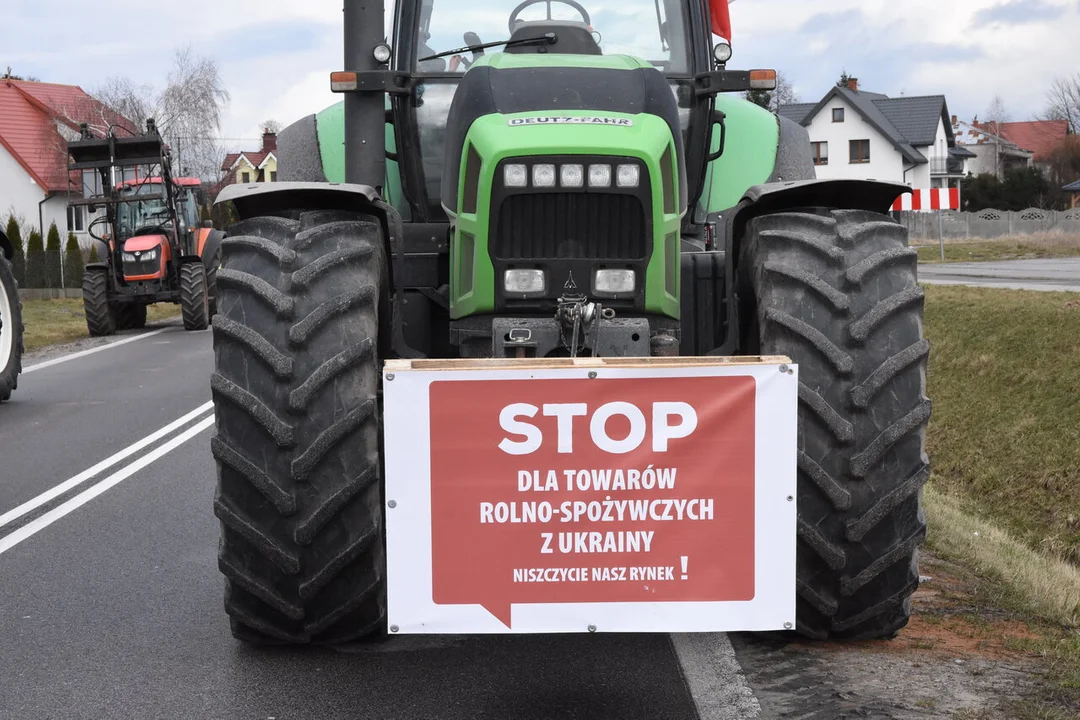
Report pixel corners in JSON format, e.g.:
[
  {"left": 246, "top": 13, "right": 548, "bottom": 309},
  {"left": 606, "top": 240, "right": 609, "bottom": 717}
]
[
  {"left": 210, "top": 210, "right": 387, "bottom": 645},
  {"left": 83, "top": 267, "right": 117, "bottom": 337},
  {"left": 740, "top": 209, "right": 930, "bottom": 640},
  {"left": 207, "top": 249, "right": 221, "bottom": 318},
  {"left": 180, "top": 262, "right": 210, "bottom": 331},
  {"left": 114, "top": 302, "right": 147, "bottom": 331},
  {"left": 0, "top": 252, "right": 24, "bottom": 403}
]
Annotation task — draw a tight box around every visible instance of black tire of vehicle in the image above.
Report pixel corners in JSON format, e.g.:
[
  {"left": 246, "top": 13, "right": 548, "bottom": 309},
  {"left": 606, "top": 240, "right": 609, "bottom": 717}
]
[
  {"left": 181, "top": 262, "right": 210, "bottom": 331},
  {"left": 206, "top": 249, "right": 221, "bottom": 318},
  {"left": 739, "top": 209, "right": 931, "bottom": 640},
  {"left": 0, "top": 253, "right": 24, "bottom": 402},
  {"left": 210, "top": 210, "right": 387, "bottom": 644},
  {"left": 83, "top": 266, "right": 117, "bottom": 337},
  {"left": 114, "top": 302, "right": 147, "bottom": 331}
]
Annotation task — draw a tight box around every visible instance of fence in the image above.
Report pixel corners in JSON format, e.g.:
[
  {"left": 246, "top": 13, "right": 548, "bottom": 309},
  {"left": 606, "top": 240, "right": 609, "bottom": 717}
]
[{"left": 898, "top": 208, "right": 1080, "bottom": 241}]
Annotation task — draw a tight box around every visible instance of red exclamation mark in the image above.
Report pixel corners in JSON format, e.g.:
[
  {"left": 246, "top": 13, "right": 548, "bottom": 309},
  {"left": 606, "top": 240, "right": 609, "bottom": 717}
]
[{"left": 680, "top": 556, "right": 688, "bottom": 580}]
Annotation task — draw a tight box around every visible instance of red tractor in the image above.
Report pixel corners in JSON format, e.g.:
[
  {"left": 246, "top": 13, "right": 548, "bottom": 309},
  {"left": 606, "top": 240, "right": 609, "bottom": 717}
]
[{"left": 67, "top": 120, "right": 224, "bottom": 335}]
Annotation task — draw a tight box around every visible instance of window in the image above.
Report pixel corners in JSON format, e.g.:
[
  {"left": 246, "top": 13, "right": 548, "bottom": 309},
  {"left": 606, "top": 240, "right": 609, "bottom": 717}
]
[
  {"left": 811, "top": 141, "right": 829, "bottom": 166},
  {"left": 269, "top": 171, "right": 277, "bottom": 182},
  {"left": 67, "top": 205, "right": 85, "bottom": 233},
  {"left": 849, "top": 139, "right": 871, "bottom": 163},
  {"left": 241, "top": 171, "right": 250, "bottom": 183},
  {"left": 832, "top": 108, "right": 845, "bottom": 122}
]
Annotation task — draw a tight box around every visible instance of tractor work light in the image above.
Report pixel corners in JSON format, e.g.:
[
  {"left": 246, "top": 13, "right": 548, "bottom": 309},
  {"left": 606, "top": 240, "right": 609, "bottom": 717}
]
[
  {"left": 532, "top": 164, "right": 556, "bottom": 188},
  {"left": 504, "top": 164, "right": 528, "bottom": 187},
  {"left": 560, "top": 164, "right": 584, "bottom": 188},
  {"left": 713, "top": 42, "right": 732, "bottom": 64},
  {"left": 593, "top": 269, "right": 636, "bottom": 294},
  {"left": 616, "top": 164, "right": 640, "bottom": 188},
  {"left": 373, "top": 43, "right": 392, "bottom": 63},
  {"left": 504, "top": 269, "right": 546, "bottom": 295},
  {"left": 588, "top": 164, "right": 612, "bottom": 188}
]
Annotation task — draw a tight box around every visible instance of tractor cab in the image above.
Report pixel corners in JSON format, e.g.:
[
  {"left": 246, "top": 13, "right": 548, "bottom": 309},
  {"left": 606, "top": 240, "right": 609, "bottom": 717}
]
[{"left": 397, "top": 0, "right": 711, "bottom": 223}]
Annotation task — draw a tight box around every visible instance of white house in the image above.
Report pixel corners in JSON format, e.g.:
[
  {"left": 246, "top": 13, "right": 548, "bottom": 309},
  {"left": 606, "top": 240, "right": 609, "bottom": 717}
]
[
  {"left": 779, "top": 79, "right": 975, "bottom": 192},
  {"left": 0, "top": 78, "right": 131, "bottom": 244}
]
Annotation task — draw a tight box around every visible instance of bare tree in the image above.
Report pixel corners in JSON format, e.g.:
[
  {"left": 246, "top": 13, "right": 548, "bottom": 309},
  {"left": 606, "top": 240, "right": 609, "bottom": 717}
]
[
  {"left": 93, "top": 46, "right": 231, "bottom": 180},
  {"left": 262, "top": 119, "right": 283, "bottom": 134},
  {"left": 1043, "top": 73, "right": 1080, "bottom": 134},
  {"left": 984, "top": 95, "right": 1011, "bottom": 132}
]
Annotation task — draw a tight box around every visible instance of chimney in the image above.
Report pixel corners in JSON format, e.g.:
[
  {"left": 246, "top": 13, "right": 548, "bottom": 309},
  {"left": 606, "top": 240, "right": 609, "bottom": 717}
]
[
  {"left": 847, "top": 77, "right": 859, "bottom": 92},
  {"left": 262, "top": 129, "right": 277, "bottom": 153}
]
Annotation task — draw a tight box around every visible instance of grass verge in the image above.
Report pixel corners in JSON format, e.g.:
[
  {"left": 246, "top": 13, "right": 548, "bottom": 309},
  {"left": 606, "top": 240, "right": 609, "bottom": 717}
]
[
  {"left": 915, "top": 234, "right": 1080, "bottom": 263},
  {"left": 923, "top": 285, "right": 1080, "bottom": 565},
  {"left": 20, "top": 298, "right": 180, "bottom": 352},
  {"left": 922, "top": 284, "right": 1080, "bottom": 715}
]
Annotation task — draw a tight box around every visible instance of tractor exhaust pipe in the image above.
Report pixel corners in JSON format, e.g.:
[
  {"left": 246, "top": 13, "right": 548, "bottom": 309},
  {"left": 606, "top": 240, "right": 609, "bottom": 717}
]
[{"left": 344, "top": 0, "right": 386, "bottom": 189}]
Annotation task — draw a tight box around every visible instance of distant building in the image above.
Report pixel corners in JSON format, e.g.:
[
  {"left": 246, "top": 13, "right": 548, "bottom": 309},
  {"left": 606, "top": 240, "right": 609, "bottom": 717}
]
[
  {"left": 221, "top": 130, "right": 278, "bottom": 186},
  {"left": 0, "top": 78, "right": 134, "bottom": 240},
  {"left": 779, "top": 78, "right": 974, "bottom": 191},
  {"left": 1064, "top": 179, "right": 1080, "bottom": 209},
  {"left": 955, "top": 119, "right": 1069, "bottom": 179}
]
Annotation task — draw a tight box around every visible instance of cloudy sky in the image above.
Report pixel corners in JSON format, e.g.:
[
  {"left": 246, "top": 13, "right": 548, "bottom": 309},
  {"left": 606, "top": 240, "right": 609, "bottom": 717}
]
[{"left": 4, "top": 0, "right": 1079, "bottom": 153}]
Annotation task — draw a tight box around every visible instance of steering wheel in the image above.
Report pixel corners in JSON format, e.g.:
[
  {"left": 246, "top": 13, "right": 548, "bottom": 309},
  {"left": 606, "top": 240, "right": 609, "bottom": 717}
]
[{"left": 508, "top": 0, "right": 591, "bottom": 34}]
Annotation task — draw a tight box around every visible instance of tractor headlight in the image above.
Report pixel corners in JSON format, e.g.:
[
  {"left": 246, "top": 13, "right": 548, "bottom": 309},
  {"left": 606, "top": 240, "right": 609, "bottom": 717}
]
[
  {"left": 532, "top": 164, "right": 556, "bottom": 188},
  {"left": 123, "top": 252, "right": 137, "bottom": 263},
  {"left": 504, "top": 269, "right": 546, "bottom": 295},
  {"left": 616, "top": 164, "right": 640, "bottom": 188},
  {"left": 504, "top": 164, "right": 528, "bottom": 188},
  {"left": 594, "top": 269, "right": 636, "bottom": 294},
  {"left": 588, "top": 164, "right": 612, "bottom": 188},
  {"left": 560, "top": 164, "right": 584, "bottom": 188}
]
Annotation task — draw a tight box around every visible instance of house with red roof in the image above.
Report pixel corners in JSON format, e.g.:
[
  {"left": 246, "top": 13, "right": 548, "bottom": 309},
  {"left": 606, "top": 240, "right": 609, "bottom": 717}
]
[
  {"left": 221, "top": 129, "right": 278, "bottom": 185},
  {"left": 954, "top": 117, "right": 1070, "bottom": 180},
  {"left": 0, "top": 77, "right": 135, "bottom": 244}
]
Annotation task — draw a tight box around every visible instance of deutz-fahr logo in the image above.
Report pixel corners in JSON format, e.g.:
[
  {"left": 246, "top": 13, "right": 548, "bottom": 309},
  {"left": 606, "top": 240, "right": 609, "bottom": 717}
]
[{"left": 508, "top": 116, "right": 634, "bottom": 127}]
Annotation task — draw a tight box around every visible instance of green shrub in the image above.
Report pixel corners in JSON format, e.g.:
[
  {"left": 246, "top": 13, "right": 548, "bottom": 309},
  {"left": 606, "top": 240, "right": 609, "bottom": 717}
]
[
  {"left": 45, "top": 221, "right": 62, "bottom": 288},
  {"left": 25, "top": 228, "right": 44, "bottom": 288},
  {"left": 5, "top": 215, "right": 24, "bottom": 285},
  {"left": 64, "top": 232, "right": 84, "bottom": 288},
  {"left": 88, "top": 244, "right": 100, "bottom": 264}
]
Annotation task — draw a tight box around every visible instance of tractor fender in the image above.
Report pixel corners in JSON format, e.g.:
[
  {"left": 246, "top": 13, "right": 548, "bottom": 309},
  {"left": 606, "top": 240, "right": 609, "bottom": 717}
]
[
  {"left": 84, "top": 262, "right": 109, "bottom": 270},
  {"left": 214, "top": 180, "right": 420, "bottom": 359},
  {"left": 723, "top": 177, "right": 912, "bottom": 260},
  {"left": 0, "top": 226, "right": 12, "bottom": 260},
  {"left": 767, "top": 115, "right": 817, "bottom": 184}
]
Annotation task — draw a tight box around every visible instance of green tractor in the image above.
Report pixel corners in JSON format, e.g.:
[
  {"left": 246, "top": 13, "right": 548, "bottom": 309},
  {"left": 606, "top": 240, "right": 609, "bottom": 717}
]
[{"left": 211, "top": 0, "right": 930, "bottom": 644}]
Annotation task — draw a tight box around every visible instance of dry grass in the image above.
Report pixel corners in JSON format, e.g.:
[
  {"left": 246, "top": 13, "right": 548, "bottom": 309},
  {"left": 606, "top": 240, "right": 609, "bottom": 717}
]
[
  {"left": 20, "top": 298, "right": 179, "bottom": 352},
  {"left": 915, "top": 233, "right": 1080, "bottom": 263},
  {"left": 924, "top": 486, "right": 1080, "bottom": 628}
]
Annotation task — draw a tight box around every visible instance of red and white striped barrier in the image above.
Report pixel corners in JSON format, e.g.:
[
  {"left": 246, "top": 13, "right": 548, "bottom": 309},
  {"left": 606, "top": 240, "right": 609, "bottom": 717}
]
[{"left": 892, "top": 188, "right": 960, "bottom": 212}]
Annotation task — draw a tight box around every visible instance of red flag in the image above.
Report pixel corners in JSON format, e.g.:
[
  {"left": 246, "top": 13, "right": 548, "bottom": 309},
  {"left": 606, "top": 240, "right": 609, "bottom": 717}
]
[{"left": 710, "top": 0, "right": 732, "bottom": 40}]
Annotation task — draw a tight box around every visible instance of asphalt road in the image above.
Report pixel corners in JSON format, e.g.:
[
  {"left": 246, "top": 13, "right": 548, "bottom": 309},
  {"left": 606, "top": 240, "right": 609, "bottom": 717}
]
[
  {"left": 0, "top": 320, "right": 752, "bottom": 720},
  {"left": 919, "top": 257, "right": 1080, "bottom": 292}
]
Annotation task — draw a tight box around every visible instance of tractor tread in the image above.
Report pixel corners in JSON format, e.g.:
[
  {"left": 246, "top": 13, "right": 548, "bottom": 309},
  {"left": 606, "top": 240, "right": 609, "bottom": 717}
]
[
  {"left": 211, "top": 372, "right": 295, "bottom": 448},
  {"left": 210, "top": 436, "right": 296, "bottom": 514},
  {"left": 82, "top": 266, "right": 116, "bottom": 337},
  {"left": 211, "top": 315, "right": 294, "bottom": 379},
  {"left": 211, "top": 210, "right": 386, "bottom": 645},
  {"left": 288, "top": 288, "right": 375, "bottom": 345},
  {"left": 180, "top": 262, "right": 210, "bottom": 331},
  {"left": 743, "top": 208, "right": 931, "bottom": 640},
  {"left": 216, "top": 269, "right": 293, "bottom": 318}
]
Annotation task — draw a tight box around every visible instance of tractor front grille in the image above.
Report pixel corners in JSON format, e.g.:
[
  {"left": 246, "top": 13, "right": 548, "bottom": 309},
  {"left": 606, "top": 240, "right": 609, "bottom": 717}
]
[{"left": 492, "top": 193, "right": 648, "bottom": 261}]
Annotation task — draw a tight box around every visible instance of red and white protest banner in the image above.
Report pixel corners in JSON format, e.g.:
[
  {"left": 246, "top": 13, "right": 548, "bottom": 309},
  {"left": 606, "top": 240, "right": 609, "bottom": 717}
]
[
  {"left": 383, "top": 357, "right": 798, "bottom": 634},
  {"left": 892, "top": 188, "right": 960, "bottom": 212}
]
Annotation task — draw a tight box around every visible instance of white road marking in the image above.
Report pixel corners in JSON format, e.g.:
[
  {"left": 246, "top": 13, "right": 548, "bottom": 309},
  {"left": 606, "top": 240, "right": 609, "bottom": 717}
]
[
  {"left": 22, "top": 328, "right": 170, "bottom": 374},
  {"left": 670, "top": 633, "right": 762, "bottom": 719},
  {"left": 0, "top": 415, "right": 215, "bottom": 556},
  {"left": 0, "top": 401, "right": 213, "bottom": 530}
]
